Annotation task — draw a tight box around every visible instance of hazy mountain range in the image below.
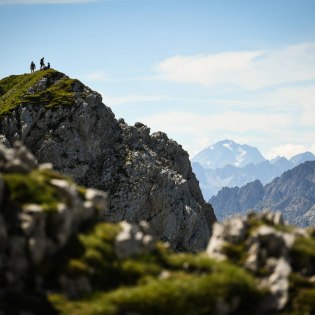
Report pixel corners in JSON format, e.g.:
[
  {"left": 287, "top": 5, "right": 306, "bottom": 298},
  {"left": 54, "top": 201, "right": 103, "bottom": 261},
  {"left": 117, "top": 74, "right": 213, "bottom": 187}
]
[
  {"left": 192, "top": 140, "right": 315, "bottom": 199},
  {"left": 210, "top": 160, "right": 315, "bottom": 227}
]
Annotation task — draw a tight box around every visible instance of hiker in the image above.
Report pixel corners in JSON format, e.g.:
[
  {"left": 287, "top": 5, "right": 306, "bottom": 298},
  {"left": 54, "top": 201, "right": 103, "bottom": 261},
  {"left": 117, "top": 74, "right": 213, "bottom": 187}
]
[
  {"left": 40, "top": 57, "right": 45, "bottom": 70},
  {"left": 43, "top": 62, "right": 50, "bottom": 70},
  {"left": 30, "top": 61, "right": 36, "bottom": 73}
]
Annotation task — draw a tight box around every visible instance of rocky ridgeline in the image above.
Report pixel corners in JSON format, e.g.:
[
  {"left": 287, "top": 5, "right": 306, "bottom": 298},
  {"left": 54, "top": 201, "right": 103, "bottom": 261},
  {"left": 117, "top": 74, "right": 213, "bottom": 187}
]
[
  {"left": 1, "top": 144, "right": 315, "bottom": 315},
  {"left": 0, "top": 70, "right": 215, "bottom": 251}
]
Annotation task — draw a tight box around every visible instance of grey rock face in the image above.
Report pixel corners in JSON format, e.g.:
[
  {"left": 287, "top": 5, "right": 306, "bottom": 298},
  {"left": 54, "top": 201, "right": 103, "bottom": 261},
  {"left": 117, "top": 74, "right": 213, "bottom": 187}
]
[
  {"left": 0, "top": 72, "right": 215, "bottom": 251},
  {"left": 206, "top": 211, "right": 304, "bottom": 311}
]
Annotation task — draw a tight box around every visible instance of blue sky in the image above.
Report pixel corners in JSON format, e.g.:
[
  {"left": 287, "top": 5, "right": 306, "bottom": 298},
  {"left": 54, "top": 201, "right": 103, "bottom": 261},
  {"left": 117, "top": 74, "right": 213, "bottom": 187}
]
[{"left": 1, "top": 0, "right": 315, "bottom": 159}]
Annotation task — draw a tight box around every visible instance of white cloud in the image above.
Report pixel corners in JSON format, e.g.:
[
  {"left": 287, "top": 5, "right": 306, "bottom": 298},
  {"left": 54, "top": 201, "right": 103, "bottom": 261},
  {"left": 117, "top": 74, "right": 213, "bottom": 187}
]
[
  {"left": 141, "top": 110, "right": 292, "bottom": 135},
  {"left": 85, "top": 70, "right": 108, "bottom": 82},
  {"left": 264, "top": 85, "right": 315, "bottom": 126},
  {"left": 265, "top": 144, "right": 309, "bottom": 159},
  {"left": 156, "top": 51, "right": 262, "bottom": 88},
  {"left": 102, "top": 94, "right": 167, "bottom": 107},
  {"left": 0, "top": 0, "right": 97, "bottom": 4},
  {"left": 155, "top": 42, "right": 315, "bottom": 90},
  {"left": 139, "top": 110, "right": 310, "bottom": 158}
]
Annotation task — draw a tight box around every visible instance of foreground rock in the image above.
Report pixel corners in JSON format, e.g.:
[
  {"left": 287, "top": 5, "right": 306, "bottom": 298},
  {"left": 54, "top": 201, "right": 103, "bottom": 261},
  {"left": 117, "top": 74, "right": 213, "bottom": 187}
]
[
  {"left": 0, "top": 143, "right": 108, "bottom": 313},
  {"left": 0, "top": 70, "right": 215, "bottom": 251},
  {"left": 207, "top": 210, "right": 315, "bottom": 313},
  {"left": 0, "top": 145, "right": 314, "bottom": 314}
]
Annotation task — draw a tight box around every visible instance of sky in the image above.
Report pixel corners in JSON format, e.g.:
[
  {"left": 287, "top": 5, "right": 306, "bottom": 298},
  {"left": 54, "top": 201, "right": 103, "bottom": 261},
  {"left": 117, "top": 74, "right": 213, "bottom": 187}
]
[{"left": 0, "top": 0, "right": 315, "bottom": 160}]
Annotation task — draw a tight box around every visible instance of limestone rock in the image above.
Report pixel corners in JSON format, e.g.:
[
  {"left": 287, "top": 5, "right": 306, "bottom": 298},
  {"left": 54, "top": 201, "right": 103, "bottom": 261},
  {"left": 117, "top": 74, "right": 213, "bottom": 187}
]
[
  {"left": 115, "top": 221, "right": 156, "bottom": 258},
  {"left": 0, "top": 141, "right": 37, "bottom": 173},
  {"left": 244, "top": 224, "right": 295, "bottom": 310},
  {"left": 207, "top": 216, "right": 247, "bottom": 260}
]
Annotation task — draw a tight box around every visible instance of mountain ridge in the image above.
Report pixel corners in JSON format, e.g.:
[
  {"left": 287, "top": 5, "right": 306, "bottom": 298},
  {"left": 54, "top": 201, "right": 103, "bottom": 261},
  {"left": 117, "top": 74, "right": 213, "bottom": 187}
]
[
  {"left": 210, "top": 160, "right": 315, "bottom": 226},
  {"left": 192, "top": 140, "right": 315, "bottom": 199},
  {"left": 0, "top": 69, "right": 216, "bottom": 251}
]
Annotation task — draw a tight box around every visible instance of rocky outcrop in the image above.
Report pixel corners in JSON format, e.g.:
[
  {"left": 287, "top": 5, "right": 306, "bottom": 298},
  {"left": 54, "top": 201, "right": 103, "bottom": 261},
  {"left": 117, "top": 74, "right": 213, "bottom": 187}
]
[
  {"left": 0, "top": 70, "right": 215, "bottom": 251},
  {"left": 115, "top": 220, "right": 156, "bottom": 258},
  {"left": 210, "top": 161, "right": 315, "bottom": 226},
  {"left": 0, "top": 142, "right": 108, "bottom": 313},
  {"left": 207, "top": 210, "right": 315, "bottom": 313}
]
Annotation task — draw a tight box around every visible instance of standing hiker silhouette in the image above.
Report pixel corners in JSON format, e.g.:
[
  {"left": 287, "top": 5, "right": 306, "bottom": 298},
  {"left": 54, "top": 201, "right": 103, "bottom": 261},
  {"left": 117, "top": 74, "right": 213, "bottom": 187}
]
[
  {"left": 30, "top": 61, "right": 36, "bottom": 73},
  {"left": 40, "top": 57, "right": 45, "bottom": 70}
]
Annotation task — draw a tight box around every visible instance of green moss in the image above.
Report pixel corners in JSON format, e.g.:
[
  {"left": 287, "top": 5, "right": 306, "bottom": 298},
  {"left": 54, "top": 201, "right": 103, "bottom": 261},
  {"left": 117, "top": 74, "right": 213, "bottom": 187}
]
[
  {"left": 290, "top": 235, "right": 315, "bottom": 273},
  {"left": 246, "top": 211, "right": 295, "bottom": 233},
  {"left": 0, "top": 70, "right": 79, "bottom": 117},
  {"left": 3, "top": 169, "right": 66, "bottom": 210},
  {"left": 77, "top": 186, "right": 87, "bottom": 199},
  {"left": 50, "top": 261, "right": 262, "bottom": 315},
  {"left": 285, "top": 275, "right": 315, "bottom": 314},
  {"left": 293, "top": 288, "right": 315, "bottom": 314},
  {"left": 67, "top": 223, "right": 166, "bottom": 289},
  {"left": 42, "top": 219, "right": 265, "bottom": 315},
  {"left": 67, "top": 259, "right": 90, "bottom": 277},
  {"left": 165, "top": 252, "right": 216, "bottom": 273},
  {"left": 281, "top": 245, "right": 315, "bottom": 314},
  {"left": 222, "top": 242, "right": 247, "bottom": 264},
  {"left": 64, "top": 223, "right": 122, "bottom": 289}
]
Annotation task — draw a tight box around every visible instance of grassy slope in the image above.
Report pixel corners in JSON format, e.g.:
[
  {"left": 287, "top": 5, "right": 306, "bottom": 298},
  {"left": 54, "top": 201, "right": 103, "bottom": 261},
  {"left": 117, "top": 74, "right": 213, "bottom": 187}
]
[
  {"left": 48, "top": 220, "right": 315, "bottom": 315},
  {"left": 49, "top": 226, "right": 263, "bottom": 315},
  {"left": 0, "top": 69, "right": 79, "bottom": 117}
]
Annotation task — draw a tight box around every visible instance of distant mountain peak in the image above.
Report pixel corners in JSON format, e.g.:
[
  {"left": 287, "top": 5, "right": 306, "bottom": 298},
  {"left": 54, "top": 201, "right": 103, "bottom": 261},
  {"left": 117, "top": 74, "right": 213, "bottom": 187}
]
[
  {"left": 192, "top": 141, "right": 315, "bottom": 200},
  {"left": 192, "top": 139, "right": 266, "bottom": 169},
  {"left": 290, "top": 151, "right": 315, "bottom": 166}
]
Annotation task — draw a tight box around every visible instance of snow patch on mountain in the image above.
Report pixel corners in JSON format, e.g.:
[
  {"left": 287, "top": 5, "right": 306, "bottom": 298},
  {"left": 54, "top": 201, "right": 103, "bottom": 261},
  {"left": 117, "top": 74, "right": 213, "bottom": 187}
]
[{"left": 192, "top": 140, "right": 315, "bottom": 200}]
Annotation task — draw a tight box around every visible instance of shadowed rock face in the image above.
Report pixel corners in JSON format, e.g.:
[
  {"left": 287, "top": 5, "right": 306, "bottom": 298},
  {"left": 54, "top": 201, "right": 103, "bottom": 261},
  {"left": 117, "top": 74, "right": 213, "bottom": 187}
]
[{"left": 0, "top": 70, "right": 215, "bottom": 251}]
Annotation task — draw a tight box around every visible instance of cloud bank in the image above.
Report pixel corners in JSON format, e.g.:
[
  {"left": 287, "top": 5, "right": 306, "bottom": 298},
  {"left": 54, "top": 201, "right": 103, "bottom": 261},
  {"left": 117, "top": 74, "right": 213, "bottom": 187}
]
[{"left": 155, "top": 43, "right": 315, "bottom": 90}]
